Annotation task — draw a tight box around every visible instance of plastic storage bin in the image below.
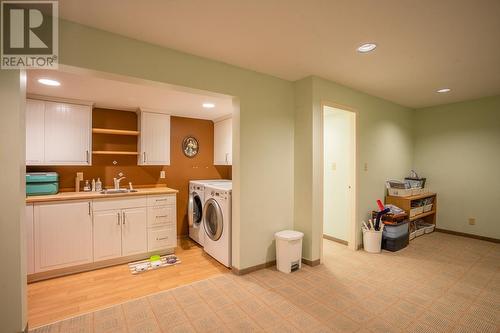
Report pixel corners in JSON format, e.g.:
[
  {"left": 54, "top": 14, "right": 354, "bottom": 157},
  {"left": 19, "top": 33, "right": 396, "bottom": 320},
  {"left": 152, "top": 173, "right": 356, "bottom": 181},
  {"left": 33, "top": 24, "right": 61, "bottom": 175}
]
[
  {"left": 275, "top": 230, "right": 304, "bottom": 273},
  {"left": 382, "top": 233, "right": 409, "bottom": 252},
  {"left": 363, "top": 229, "right": 383, "bottom": 253},
  {"left": 26, "top": 172, "right": 59, "bottom": 196},
  {"left": 383, "top": 221, "right": 409, "bottom": 238}
]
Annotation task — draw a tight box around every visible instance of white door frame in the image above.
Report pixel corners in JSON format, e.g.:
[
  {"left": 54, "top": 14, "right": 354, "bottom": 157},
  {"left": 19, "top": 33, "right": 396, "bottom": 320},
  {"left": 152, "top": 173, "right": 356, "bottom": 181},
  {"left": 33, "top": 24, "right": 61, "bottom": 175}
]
[{"left": 319, "top": 101, "right": 358, "bottom": 262}]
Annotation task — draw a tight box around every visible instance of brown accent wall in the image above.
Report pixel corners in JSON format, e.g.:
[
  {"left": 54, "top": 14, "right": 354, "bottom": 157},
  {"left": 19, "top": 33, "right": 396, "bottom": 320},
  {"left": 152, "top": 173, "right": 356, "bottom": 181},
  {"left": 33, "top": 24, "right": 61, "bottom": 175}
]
[{"left": 27, "top": 108, "right": 232, "bottom": 236}]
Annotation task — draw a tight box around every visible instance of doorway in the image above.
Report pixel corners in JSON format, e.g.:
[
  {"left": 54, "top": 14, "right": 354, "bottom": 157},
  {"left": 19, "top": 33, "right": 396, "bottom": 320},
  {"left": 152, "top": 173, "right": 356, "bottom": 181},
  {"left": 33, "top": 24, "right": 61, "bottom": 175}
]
[{"left": 322, "top": 105, "right": 356, "bottom": 247}]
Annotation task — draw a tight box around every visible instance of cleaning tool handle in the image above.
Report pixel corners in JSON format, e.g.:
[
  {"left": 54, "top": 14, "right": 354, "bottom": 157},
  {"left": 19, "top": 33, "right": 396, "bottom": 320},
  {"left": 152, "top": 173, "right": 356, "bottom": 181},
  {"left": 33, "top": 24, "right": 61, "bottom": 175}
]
[{"left": 376, "top": 199, "right": 385, "bottom": 211}]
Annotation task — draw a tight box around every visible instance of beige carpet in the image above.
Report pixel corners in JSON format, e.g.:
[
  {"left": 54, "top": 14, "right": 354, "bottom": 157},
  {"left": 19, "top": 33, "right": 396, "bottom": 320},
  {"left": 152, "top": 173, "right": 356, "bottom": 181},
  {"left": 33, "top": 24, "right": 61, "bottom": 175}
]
[{"left": 31, "top": 232, "right": 499, "bottom": 332}]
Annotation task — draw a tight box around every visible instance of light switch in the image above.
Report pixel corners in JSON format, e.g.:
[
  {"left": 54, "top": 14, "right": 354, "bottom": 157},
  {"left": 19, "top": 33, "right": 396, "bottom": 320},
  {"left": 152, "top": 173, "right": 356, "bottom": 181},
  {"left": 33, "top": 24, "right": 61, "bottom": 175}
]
[
  {"left": 331, "top": 163, "right": 336, "bottom": 171},
  {"left": 364, "top": 163, "right": 368, "bottom": 171},
  {"left": 468, "top": 218, "right": 476, "bottom": 225},
  {"left": 160, "top": 170, "right": 166, "bottom": 179}
]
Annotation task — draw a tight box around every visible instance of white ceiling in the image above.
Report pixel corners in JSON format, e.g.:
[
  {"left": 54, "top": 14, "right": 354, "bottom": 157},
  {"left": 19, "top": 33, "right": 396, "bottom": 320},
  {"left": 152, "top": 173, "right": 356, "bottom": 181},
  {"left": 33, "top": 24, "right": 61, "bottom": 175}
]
[
  {"left": 27, "top": 69, "right": 234, "bottom": 120},
  {"left": 58, "top": 0, "right": 500, "bottom": 108}
]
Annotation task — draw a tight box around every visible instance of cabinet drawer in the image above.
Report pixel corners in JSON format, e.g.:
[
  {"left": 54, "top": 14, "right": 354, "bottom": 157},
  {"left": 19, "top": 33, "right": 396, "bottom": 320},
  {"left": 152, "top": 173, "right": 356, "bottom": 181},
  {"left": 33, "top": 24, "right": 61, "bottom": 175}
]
[
  {"left": 148, "top": 227, "right": 176, "bottom": 251},
  {"left": 148, "top": 206, "right": 175, "bottom": 228},
  {"left": 93, "top": 197, "right": 147, "bottom": 211},
  {"left": 147, "top": 194, "right": 176, "bottom": 207}
]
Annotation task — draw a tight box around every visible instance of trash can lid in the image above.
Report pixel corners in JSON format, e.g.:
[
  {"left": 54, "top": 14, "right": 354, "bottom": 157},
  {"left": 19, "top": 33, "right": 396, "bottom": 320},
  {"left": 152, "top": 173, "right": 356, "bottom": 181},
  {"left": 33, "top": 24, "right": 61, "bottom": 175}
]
[{"left": 275, "top": 230, "right": 304, "bottom": 241}]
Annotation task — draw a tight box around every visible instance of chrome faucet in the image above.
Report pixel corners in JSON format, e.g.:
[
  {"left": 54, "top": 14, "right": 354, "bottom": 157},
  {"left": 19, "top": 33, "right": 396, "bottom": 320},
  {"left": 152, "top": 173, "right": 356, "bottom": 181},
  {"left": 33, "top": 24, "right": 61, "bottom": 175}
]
[{"left": 113, "top": 173, "right": 126, "bottom": 190}]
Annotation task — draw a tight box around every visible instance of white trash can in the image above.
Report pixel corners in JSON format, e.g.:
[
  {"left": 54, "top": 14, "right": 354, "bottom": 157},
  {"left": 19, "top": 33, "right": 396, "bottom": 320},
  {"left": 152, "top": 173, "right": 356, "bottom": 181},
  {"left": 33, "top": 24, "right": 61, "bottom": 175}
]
[
  {"left": 275, "top": 230, "right": 304, "bottom": 273},
  {"left": 362, "top": 229, "right": 383, "bottom": 253}
]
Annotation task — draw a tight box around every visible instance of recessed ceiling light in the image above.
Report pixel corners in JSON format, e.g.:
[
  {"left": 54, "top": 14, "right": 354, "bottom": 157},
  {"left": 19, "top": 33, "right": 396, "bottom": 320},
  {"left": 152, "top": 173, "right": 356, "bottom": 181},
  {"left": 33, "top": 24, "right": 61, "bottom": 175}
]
[
  {"left": 357, "top": 43, "right": 377, "bottom": 53},
  {"left": 38, "top": 78, "right": 60, "bottom": 86},
  {"left": 202, "top": 103, "right": 215, "bottom": 109},
  {"left": 436, "top": 88, "right": 451, "bottom": 93}
]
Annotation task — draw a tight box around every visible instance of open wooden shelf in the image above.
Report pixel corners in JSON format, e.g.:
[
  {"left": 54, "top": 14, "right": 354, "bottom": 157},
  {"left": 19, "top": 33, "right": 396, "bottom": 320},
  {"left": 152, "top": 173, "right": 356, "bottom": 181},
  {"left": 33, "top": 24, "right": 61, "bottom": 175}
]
[
  {"left": 92, "top": 128, "right": 140, "bottom": 136},
  {"left": 92, "top": 151, "right": 139, "bottom": 156},
  {"left": 409, "top": 210, "right": 436, "bottom": 222}
]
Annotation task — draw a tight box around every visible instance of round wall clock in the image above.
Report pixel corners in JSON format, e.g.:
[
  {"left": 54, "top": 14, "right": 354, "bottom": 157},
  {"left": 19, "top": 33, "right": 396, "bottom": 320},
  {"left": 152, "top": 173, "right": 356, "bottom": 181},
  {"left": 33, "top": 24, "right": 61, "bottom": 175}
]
[{"left": 182, "top": 136, "right": 199, "bottom": 158}]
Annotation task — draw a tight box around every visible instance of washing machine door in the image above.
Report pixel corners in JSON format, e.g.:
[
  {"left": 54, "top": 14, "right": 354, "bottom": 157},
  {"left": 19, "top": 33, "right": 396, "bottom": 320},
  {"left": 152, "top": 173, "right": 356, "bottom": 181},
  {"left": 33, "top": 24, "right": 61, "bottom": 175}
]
[
  {"left": 203, "top": 198, "right": 223, "bottom": 241},
  {"left": 188, "top": 192, "right": 203, "bottom": 227}
]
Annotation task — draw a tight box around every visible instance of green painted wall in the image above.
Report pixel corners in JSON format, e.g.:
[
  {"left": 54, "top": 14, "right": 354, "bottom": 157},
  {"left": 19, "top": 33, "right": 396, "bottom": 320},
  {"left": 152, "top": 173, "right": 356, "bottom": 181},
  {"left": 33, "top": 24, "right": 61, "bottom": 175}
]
[
  {"left": 414, "top": 96, "right": 500, "bottom": 239},
  {"left": 0, "top": 70, "right": 27, "bottom": 333},
  {"left": 294, "top": 76, "right": 414, "bottom": 260},
  {"left": 59, "top": 20, "right": 295, "bottom": 269}
]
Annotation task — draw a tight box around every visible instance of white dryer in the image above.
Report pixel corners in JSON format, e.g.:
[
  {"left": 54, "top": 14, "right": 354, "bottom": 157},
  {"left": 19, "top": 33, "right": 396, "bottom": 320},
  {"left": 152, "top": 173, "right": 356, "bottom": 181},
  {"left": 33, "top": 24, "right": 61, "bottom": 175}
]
[
  {"left": 203, "top": 183, "right": 232, "bottom": 267},
  {"left": 188, "top": 180, "right": 230, "bottom": 246}
]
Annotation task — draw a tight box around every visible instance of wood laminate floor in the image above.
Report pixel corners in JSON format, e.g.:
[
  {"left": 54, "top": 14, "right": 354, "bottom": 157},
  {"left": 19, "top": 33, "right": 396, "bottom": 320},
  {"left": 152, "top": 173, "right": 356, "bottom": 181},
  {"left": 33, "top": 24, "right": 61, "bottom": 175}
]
[{"left": 28, "top": 238, "right": 228, "bottom": 328}]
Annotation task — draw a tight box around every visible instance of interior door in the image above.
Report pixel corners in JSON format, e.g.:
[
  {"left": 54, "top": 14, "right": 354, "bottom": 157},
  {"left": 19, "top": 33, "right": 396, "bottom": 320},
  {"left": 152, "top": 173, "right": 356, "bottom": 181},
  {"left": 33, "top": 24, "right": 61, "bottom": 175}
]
[
  {"left": 44, "top": 101, "right": 91, "bottom": 165},
  {"left": 203, "top": 198, "right": 223, "bottom": 241},
  {"left": 93, "top": 210, "right": 122, "bottom": 261},
  {"left": 26, "top": 99, "right": 45, "bottom": 165},
  {"left": 121, "top": 207, "right": 148, "bottom": 256}
]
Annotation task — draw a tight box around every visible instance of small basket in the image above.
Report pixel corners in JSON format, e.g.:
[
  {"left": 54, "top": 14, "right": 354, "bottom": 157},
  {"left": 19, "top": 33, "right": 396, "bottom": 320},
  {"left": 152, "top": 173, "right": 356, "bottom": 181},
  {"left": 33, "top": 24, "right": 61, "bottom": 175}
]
[{"left": 423, "top": 204, "right": 433, "bottom": 212}]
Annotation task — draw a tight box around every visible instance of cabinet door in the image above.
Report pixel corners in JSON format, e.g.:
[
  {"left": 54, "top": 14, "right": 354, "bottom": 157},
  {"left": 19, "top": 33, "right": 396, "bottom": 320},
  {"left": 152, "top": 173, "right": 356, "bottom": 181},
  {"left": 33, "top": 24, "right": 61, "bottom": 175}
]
[
  {"left": 34, "top": 201, "right": 93, "bottom": 272},
  {"left": 26, "top": 204, "right": 34, "bottom": 275},
  {"left": 93, "top": 210, "right": 122, "bottom": 262},
  {"left": 26, "top": 99, "right": 45, "bottom": 165},
  {"left": 44, "top": 101, "right": 91, "bottom": 165},
  {"left": 139, "top": 112, "right": 170, "bottom": 165},
  {"left": 214, "top": 118, "right": 232, "bottom": 165},
  {"left": 121, "top": 207, "right": 147, "bottom": 256}
]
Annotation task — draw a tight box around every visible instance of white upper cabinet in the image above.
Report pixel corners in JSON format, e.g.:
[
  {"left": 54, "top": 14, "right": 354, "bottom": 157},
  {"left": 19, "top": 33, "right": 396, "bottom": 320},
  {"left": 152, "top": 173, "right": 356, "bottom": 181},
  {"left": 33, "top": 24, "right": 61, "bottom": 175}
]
[
  {"left": 138, "top": 111, "right": 171, "bottom": 166},
  {"left": 214, "top": 117, "right": 232, "bottom": 165},
  {"left": 26, "top": 99, "right": 45, "bottom": 165},
  {"left": 26, "top": 98, "right": 92, "bottom": 166}
]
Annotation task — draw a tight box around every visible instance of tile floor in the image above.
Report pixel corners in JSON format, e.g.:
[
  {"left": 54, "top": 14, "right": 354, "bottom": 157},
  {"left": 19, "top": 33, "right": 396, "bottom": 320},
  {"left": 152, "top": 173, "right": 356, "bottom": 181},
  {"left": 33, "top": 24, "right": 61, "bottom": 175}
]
[{"left": 30, "top": 232, "right": 499, "bottom": 332}]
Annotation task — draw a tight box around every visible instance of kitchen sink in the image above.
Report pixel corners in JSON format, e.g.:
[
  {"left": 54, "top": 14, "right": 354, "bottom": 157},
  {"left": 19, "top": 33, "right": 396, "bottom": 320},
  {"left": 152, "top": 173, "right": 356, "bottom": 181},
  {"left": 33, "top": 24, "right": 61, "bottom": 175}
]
[{"left": 100, "top": 189, "right": 138, "bottom": 194}]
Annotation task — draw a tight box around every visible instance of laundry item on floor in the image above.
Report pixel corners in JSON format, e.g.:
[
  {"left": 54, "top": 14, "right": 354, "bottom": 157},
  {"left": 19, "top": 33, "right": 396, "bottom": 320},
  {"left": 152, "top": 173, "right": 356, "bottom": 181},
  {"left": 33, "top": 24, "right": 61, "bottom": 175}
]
[{"left": 128, "top": 255, "right": 181, "bottom": 274}]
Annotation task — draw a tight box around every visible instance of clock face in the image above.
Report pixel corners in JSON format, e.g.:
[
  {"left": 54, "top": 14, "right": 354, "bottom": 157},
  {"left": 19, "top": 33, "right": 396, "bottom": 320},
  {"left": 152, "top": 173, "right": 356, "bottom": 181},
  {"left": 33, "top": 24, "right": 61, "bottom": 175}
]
[{"left": 182, "top": 136, "right": 199, "bottom": 158}]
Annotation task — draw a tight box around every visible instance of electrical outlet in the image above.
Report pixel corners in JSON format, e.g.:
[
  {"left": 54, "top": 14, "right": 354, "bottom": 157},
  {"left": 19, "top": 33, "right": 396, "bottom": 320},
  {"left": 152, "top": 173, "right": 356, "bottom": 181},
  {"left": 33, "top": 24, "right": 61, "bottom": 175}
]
[
  {"left": 364, "top": 163, "right": 368, "bottom": 171},
  {"left": 160, "top": 170, "right": 166, "bottom": 179},
  {"left": 76, "top": 172, "right": 83, "bottom": 181},
  {"left": 331, "top": 163, "right": 336, "bottom": 171},
  {"left": 468, "top": 218, "right": 476, "bottom": 225}
]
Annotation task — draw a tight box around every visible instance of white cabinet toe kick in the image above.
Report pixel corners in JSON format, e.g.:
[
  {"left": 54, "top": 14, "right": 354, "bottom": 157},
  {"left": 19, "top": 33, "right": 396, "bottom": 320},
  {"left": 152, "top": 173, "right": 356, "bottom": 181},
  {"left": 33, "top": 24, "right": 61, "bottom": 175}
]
[{"left": 27, "top": 193, "right": 177, "bottom": 282}]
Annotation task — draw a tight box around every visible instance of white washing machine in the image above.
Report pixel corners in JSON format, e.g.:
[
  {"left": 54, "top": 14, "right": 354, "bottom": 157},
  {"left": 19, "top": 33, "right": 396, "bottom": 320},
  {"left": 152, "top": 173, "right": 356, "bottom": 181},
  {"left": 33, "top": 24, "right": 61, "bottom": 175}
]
[
  {"left": 188, "top": 180, "right": 230, "bottom": 246},
  {"left": 203, "top": 183, "right": 232, "bottom": 267}
]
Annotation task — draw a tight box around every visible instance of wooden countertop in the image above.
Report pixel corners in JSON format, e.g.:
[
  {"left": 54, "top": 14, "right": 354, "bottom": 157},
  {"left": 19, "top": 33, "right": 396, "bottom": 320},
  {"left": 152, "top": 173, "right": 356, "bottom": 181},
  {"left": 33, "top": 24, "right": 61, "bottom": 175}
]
[{"left": 26, "top": 187, "right": 178, "bottom": 203}]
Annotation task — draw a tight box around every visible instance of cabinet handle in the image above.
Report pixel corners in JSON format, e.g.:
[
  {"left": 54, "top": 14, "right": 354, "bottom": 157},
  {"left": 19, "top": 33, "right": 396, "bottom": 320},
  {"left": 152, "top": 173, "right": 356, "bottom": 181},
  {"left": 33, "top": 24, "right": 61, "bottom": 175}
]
[
  {"left": 88, "top": 202, "right": 91, "bottom": 215},
  {"left": 86, "top": 150, "right": 89, "bottom": 164},
  {"left": 143, "top": 152, "right": 146, "bottom": 163},
  {"left": 156, "top": 215, "right": 168, "bottom": 219},
  {"left": 117, "top": 212, "right": 121, "bottom": 225},
  {"left": 156, "top": 236, "right": 168, "bottom": 241},
  {"left": 122, "top": 211, "right": 126, "bottom": 224}
]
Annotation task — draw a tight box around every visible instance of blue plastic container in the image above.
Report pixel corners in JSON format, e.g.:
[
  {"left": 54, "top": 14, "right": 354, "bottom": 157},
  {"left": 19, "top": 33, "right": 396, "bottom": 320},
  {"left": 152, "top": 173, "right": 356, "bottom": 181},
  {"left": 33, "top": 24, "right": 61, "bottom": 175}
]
[
  {"left": 26, "top": 172, "right": 59, "bottom": 196},
  {"left": 382, "top": 220, "right": 409, "bottom": 238}
]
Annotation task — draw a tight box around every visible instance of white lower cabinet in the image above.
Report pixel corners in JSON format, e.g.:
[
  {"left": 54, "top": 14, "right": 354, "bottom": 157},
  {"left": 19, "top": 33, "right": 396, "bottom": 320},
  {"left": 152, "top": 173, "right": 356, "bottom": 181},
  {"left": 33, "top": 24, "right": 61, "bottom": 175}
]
[
  {"left": 26, "top": 204, "right": 34, "bottom": 275},
  {"left": 121, "top": 207, "right": 148, "bottom": 256},
  {"left": 30, "top": 194, "right": 176, "bottom": 276},
  {"left": 93, "top": 210, "right": 122, "bottom": 261},
  {"left": 34, "top": 201, "right": 93, "bottom": 272}
]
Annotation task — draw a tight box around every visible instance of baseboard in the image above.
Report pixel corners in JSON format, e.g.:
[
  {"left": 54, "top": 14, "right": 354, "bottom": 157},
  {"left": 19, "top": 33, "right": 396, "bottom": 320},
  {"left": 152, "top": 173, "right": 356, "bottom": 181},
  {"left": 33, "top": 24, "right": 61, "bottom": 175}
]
[
  {"left": 435, "top": 228, "right": 499, "bottom": 244},
  {"left": 323, "top": 234, "right": 348, "bottom": 245},
  {"left": 231, "top": 260, "right": 276, "bottom": 275},
  {"left": 301, "top": 258, "right": 321, "bottom": 267}
]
